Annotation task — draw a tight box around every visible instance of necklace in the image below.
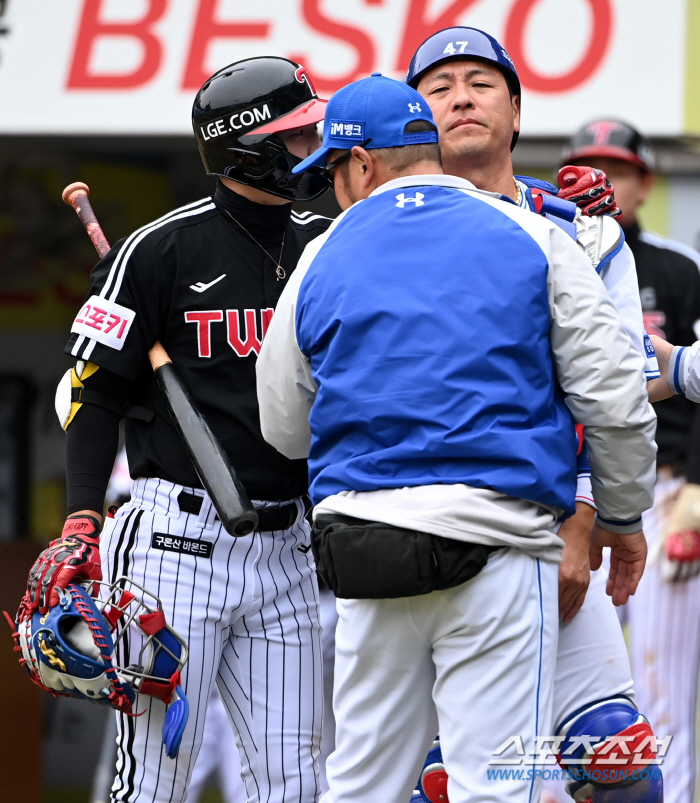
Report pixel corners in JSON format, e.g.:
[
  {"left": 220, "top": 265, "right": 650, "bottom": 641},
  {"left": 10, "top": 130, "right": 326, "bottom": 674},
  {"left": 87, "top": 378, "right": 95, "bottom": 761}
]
[
  {"left": 513, "top": 177, "right": 522, "bottom": 206},
  {"left": 224, "top": 209, "right": 287, "bottom": 281}
]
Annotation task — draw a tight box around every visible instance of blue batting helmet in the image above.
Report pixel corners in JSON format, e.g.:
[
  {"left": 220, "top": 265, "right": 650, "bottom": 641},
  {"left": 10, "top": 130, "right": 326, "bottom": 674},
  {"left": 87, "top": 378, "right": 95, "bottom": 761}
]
[{"left": 406, "top": 27, "right": 521, "bottom": 149}]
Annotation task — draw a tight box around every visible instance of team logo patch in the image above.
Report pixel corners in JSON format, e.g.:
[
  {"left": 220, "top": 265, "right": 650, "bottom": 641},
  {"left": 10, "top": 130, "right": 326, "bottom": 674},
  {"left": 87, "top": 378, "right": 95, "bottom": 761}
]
[
  {"left": 151, "top": 533, "right": 213, "bottom": 559},
  {"left": 644, "top": 333, "right": 657, "bottom": 358},
  {"left": 329, "top": 120, "right": 363, "bottom": 139},
  {"left": 71, "top": 295, "right": 135, "bottom": 351}
]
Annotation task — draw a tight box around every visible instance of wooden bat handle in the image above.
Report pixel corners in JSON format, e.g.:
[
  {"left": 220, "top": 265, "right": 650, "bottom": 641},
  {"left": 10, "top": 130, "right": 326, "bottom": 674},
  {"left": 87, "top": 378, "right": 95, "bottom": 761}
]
[
  {"left": 62, "top": 181, "right": 166, "bottom": 364},
  {"left": 149, "top": 341, "right": 172, "bottom": 371},
  {"left": 62, "top": 182, "right": 111, "bottom": 259}
]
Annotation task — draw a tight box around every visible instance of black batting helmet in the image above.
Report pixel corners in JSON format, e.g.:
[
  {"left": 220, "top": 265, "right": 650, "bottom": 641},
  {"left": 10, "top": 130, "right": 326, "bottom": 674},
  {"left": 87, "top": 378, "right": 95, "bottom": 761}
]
[
  {"left": 192, "top": 57, "right": 332, "bottom": 201},
  {"left": 562, "top": 120, "right": 655, "bottom": 172}
]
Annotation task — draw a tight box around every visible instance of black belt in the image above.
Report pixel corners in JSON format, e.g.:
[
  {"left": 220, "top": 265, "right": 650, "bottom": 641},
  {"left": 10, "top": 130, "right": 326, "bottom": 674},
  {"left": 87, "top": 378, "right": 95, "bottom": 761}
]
[{"left": 177, "top": 491, "right": 310, "bottom": 532}]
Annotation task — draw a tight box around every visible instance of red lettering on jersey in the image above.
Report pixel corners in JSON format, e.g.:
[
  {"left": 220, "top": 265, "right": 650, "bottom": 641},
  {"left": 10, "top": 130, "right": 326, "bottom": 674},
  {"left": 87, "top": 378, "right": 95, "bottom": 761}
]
[
  {"left": 227, "top": 309, "right": 263, "bottom": 357},
  {"left": 86, "top": 306, "right": 108, "bottom": 330},
  {"left": 643, "top": 311, "right": 666, "bottom": 340},
  {"left": 67, "top": 0, "right": 166, "bottom": 89},
  {"left": 261, "top": 308, "right": 274, "bottom": 338},
  {"left": 103, "top": 313, "right": 121, "bottom": 334},
  {"left": 75, "top": 303, "right": 91, "bottom": 324},
  {"left": 185, "top": 310, "right": 224, "bottom": 358}
]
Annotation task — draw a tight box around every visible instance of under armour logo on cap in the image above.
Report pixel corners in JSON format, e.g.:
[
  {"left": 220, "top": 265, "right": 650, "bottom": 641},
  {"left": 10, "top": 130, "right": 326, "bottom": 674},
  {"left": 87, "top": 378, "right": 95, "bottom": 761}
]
[
  {"left": 396, "top": 192, "right": 425, "bottom": 208},
  {"left": 408, "top": 102, "right": 422, "bottom": 113}
]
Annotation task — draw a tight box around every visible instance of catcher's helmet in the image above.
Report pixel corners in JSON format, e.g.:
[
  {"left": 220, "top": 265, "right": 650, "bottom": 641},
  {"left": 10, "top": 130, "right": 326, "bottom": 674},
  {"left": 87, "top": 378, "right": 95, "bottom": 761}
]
[
  {"left": 562, "top": 120, "right": 655, "bottom": 172},
  {"left": 7, "top": 577, "right": 190, "bottom": 756},
  {"left": 406, "top": 27, "right": 521, "bottom": 150},
  {"left": 193, "top": 56, "right": 332, "bottom": 201}
]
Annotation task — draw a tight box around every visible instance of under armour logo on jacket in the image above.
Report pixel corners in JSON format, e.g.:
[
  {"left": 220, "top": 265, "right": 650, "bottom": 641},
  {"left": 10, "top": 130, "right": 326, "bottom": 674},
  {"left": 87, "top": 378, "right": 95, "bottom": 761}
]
[
  {"left": 396, "top": 192, "right": 425, "bottom": 208},
  {"left": 408, "top": 102, "right": 422, "bottom": 113}
]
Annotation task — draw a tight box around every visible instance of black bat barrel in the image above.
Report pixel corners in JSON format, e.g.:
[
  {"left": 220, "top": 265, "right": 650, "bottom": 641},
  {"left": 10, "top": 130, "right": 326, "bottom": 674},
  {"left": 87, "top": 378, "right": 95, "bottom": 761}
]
[{"left": 154, "top": 362, "right": 258, "bottom": 536}]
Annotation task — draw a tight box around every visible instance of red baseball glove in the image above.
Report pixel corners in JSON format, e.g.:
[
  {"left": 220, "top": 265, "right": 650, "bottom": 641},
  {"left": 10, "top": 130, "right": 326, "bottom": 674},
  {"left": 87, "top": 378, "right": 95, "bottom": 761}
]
[
  {"left": 661, "top": 483, "right": 700, "bottom": 583},
  {"left": 23, "top": 515, "right": 102, "bottom": 615},
  {"left": 557, "top": 165, "right": 622, "bottom": 217}
]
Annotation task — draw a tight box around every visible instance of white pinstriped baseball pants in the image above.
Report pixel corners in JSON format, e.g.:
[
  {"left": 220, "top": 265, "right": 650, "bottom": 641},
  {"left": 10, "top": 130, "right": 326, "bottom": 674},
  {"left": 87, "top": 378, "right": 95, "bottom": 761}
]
[
  {"left": 626, "top": 472, "right": 700, "bottom": 803},
  {"left": 101, "top": 478, "right": 323, "bottom": 803}
]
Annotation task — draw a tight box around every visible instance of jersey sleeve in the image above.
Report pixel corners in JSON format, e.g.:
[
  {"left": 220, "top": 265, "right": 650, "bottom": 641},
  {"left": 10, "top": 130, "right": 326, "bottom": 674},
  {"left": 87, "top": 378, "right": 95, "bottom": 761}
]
[
  {"left": 257, "top": 213, "right": 347, "bottom": 458},
  {"left": 546, "top": 224, "right": 657, "bottom": 532},
  {"left": 598, "top": 243, "right": 659, "bottom": 378},
  {"left": 65, "top": 231, "right": 167, "bottom": 381}
]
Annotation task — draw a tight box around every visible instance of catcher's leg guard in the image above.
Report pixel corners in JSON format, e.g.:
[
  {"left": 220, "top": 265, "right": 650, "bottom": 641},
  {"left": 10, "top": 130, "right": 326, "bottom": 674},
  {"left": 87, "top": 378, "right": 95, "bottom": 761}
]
[
  {"left": 417, "top": 739, "right": 449, "bottom": 803},
  {"left": 557, "top": 697, "right": 663, "bottom": 802}
]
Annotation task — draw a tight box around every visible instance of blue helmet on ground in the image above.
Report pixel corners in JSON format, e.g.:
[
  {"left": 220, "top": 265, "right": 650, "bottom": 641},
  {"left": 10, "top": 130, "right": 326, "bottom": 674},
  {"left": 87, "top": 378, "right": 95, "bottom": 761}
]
[{"left": 406, "top": 27, "right": 521, "bottom": 149}]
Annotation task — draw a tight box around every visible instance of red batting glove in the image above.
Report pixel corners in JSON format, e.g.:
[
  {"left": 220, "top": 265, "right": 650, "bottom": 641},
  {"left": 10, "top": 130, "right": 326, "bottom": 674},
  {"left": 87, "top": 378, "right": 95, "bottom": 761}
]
[
  {"left": 26, "top": 515, "right": 102, "bottom": 614},
  {"left": 557, "top": 165, "right": 622, "bottom": 217},
  {"left": 662, "top": 530, "right": 700, "bottom": 583}
]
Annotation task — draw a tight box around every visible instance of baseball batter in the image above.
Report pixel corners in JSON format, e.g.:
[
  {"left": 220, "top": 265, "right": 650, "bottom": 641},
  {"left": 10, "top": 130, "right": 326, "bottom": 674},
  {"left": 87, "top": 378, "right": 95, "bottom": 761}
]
[
  {"left": 403, "top": 29, "right": 664, "bottom": 803},
  {"left": 33, "top": 57, "right": 334, "bottom": 803},
  {"left": 257, "top": 73, "right": 657, "bottom": 803},
  {"left": 563, "top": 120, "right": 700, "bottom": 803}
]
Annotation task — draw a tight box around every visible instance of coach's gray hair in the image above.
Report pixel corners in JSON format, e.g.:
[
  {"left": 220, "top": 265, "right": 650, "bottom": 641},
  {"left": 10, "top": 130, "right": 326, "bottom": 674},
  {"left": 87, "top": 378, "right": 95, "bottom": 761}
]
[{"left": 341, "top": 120, "right": 442, "bottom": 178}]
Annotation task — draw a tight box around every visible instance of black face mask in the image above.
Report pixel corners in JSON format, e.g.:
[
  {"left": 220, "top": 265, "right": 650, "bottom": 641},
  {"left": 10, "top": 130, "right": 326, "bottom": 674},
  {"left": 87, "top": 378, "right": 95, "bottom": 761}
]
[{"left": 220, "top": 138, "right": 332, "bottom": 202}]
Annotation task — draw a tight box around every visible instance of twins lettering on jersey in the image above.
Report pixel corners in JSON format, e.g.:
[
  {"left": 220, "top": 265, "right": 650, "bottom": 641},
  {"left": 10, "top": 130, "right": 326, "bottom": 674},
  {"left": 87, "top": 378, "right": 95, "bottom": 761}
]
[
  {"left": 185, "top": 308, "right": 274, "bottom": 358},
  {"left": 71, "top": 295, "right": 135, "bottom": 351}
]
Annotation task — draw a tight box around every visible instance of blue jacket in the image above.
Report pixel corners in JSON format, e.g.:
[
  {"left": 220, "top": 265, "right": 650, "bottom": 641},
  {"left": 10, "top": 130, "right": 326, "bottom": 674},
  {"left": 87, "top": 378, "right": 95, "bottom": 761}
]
[{"left": 293, "top": 182, "right": 578, "bottom": 511}]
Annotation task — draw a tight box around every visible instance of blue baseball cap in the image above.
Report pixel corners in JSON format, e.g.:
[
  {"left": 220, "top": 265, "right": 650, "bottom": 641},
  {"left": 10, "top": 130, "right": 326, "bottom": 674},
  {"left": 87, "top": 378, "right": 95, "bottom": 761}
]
[
  {"left": 406, "top": 27, "right": 521, "bottom": 150},
  {"left": 291, "top": 73, "right": 438, "bottom": 174}
]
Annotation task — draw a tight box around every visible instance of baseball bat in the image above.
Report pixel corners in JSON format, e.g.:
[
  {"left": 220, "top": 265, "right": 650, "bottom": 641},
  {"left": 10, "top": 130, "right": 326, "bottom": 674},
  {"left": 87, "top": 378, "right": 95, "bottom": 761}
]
[{"left": 62, "top": 182, "right": 258, "bottom": 537}]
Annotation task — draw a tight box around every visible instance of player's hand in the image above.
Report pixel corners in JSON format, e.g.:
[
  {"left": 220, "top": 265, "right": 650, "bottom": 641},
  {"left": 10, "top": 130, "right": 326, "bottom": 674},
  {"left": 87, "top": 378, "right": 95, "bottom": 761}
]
[
  {"left": 557, "top": 165, "right": 622, "bottom": 217},
  {"left": 25, "top": 513, "right": 103, "bottom": 614},
  {"left": 557, "top": 502, "right": 593, "bottom": 623},
  {"left": 661, "top": 483, "right": 700, "bottom": 583},
  {"left": 590, "top": 524, "right": 647, "bottom": 605}
]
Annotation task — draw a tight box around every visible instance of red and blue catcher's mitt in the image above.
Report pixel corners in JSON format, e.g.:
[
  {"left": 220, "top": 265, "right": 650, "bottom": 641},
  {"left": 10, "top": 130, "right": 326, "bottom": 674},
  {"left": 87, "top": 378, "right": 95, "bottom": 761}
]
[
  {"left": 5, "top": 576, "right": 190, "bottom": 758},
  {"left": 557, "top": 165, "right": 622, "bottom": 218},
  {"left": 24, "top": 514, "right": 102, "bottom": 616}
]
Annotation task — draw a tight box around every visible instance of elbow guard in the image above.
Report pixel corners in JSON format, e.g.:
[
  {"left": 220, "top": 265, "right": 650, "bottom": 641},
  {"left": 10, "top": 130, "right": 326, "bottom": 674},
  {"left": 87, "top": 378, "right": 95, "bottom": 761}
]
[{"left": 55, "top": 361, "right": 125, "bottom": 430}]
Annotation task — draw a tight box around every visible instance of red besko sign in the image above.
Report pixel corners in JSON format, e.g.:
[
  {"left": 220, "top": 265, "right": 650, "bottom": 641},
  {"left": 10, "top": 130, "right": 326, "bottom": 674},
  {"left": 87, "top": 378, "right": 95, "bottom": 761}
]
[{"left": 0, "top": 0, "right": 688, "bottom": 136}]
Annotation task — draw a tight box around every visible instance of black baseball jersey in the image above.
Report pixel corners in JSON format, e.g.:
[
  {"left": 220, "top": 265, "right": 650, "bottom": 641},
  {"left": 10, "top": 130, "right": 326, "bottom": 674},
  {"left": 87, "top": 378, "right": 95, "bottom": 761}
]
[
  {"left": 625, "top": 221, "right": 700, "bottom": 470},
  {"left": 65, "top": 182, "right": 331, "bottom": 501}
]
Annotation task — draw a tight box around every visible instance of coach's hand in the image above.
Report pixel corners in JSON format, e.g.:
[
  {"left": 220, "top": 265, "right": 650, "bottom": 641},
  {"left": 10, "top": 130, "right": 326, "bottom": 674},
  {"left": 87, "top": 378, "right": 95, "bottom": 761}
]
[
  {"left": 590, "top": 524, "right": 647, "bottom": 606},
  {"left": 25, "top": 511, "right": 103, "bottom": 614},
  {"left": 558, "top": 502, "right": 593, "bottom": 623}
]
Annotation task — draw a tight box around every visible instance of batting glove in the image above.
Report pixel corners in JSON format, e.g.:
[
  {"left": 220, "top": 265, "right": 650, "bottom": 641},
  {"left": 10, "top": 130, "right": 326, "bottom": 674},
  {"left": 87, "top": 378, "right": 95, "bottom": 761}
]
[
  {"left": 557, "top": 165, "right": 622, "bottom": 217},
  {"left": 25, "top": 515, "right": 102, "bottom": 614},
  {"left": 662, "top": 483, "right": 700, "bottom": 583}
]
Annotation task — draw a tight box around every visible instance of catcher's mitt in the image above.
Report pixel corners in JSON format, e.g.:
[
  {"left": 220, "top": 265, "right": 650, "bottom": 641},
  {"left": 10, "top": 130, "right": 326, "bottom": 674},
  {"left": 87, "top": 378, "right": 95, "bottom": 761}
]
[
  {"left": 5, "top": 576, "right": 190, "bottom": 758},
  {"left": 24, "top": 514, "right": 102, "bottom": 616},
  {"left": 662, "top": 482, "right": 700, "bottom": 582}
]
